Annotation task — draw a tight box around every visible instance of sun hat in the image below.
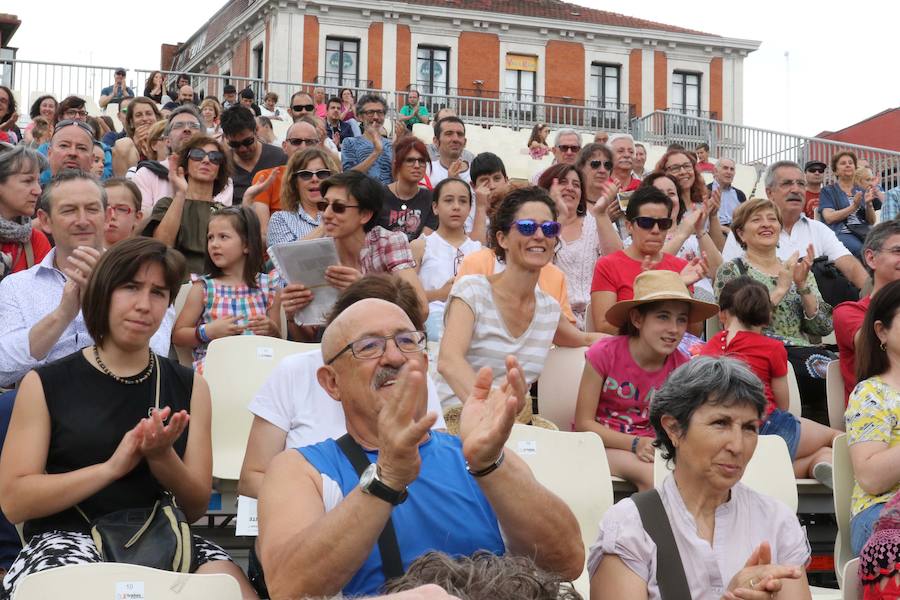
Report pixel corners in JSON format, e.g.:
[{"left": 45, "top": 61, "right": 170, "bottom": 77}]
[
  {"left": 442, "top": 395, "right": 558, "bottom": 436},
  {"left": 604, "top": 270, "right": 719, "bottom": 328}
]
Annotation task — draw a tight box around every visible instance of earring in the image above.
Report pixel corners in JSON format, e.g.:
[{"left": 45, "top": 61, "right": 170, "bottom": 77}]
[{"left": 882, "top": 342, "right": 887, "bottom": 352}]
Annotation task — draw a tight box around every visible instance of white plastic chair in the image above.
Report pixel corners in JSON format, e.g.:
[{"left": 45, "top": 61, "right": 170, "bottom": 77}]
[
  {"left": 786, "top": 362, "right": 802, "bottom": 418},
  {"left": 833, "top": 434, "right": 854, "bottom": 587},
  {"left": 705, "top": 315, "right": 722, "bottom": 340},
  {"left": 827, "top": 360, "right": 847, "bottom": 432},
  {"left": 536, "top": 346, "right": 589, "bottom": 431},
  {"left": 14, "top": 563, "right": 241, "bottom": 599},
  {"left": 842, "top": 557, "right": 860, "bottom": 600},
  {"left": 584, "top": 301, "right": 595, "bottom": 333},
  {"left": 203, "top": 336, "right": 320, "bottom": 481},
  {"left": 506, "top": 424, "right": 613, "bottom": 598},
  {"left": 172, "top": 282, "right": 194, "bottom": 368},
  {"left": 653, "top": 434, "right": 798, "bottom": 511}
]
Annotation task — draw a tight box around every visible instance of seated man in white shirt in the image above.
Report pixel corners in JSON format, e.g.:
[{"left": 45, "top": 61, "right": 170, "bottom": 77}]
[
  {"left": 721, "top": 160, "right": 868, "bottom": 290},
  {"left": 238, "top": 273, "right": 445, "bottom": 499}
]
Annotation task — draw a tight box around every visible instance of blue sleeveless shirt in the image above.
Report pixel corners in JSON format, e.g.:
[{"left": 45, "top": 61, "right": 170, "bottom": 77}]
[{"left": 298, "top": 431, "right": 505, "bottom": 596}]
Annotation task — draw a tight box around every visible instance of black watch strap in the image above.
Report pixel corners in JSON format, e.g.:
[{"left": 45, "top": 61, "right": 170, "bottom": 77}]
[{"left": 362, "top": 464, "right": 409, "bottom": 505}]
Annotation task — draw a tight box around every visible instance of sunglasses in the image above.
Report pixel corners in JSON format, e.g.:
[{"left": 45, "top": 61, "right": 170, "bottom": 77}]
[
  {"left": 512, "top": 219, "right": 561, "bottom": 238},
  {"left": 315, "top": 200, "right": 360, "bottom": 214},
  {"left": 295, "top": 169, "right": 332, "bottom": 181},
  {"left": 631, "top": 216, "right": 674, "bottom": 231},
  {"left": 806, "top": 167, "right": 825, "bottom": 174},
  {"left": 557, "top": 144, "right": 581, "bottom": 154},
  {"left": 590, "top": 159, "right": 613, "bottom": 170},
  {"left": 54, "top": 119, "right": 96, "bottom": 138},
  {"left": 227, "top": 137, "right": 256, "bottom": 149},
  {"left": 291, "top": 104, "right": 316, "bottom": 112},
  {"left": 286, "top": 137, "right": 320, "bottom": 147},
  {"left": 187, "top": 148, "right": 225, "bottom": 165},
  {"left": 403, "top": 157, "right": 428, "bottom": 166}
]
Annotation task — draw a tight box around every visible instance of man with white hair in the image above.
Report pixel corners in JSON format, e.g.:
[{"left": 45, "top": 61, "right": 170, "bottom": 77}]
[
  {"left": 608, "top": 133, "right": 640, "bottom": 191},
  {"left": 707, "top": 157, "right": 746, "bottom": 228},
  {"left": 530, "top": 128, "right": 583, "bottom": 184}
]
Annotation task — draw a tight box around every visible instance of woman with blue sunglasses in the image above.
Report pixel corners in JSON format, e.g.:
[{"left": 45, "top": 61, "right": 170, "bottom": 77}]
[{"left": 437, "top": 186, "right": 603, "bottom": 420}]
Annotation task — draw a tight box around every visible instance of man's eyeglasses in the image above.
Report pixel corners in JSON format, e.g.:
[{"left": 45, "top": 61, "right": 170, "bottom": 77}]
[
  {"left": 295, "top": 169, "right": 332, "bottom": 181},
  {"left": 227, "top": 137, "right": 256, "bottom": 149},
  {"left": 589, "top": 159, "right": 613, "bottom": 171},
  {"left": 316, "top": 199, "right": 360, "bottom": 214},
  {"left": 556, "top": 144, "right": 581, "bottom": 154},
  {"left": 325, "top": 330, "right": 427, "bottom": 365},
  {"left": 187, "top": 148, "right": 225, "bottom": 165},
  {"left": 512, "top": 219, "right": 561, "bottom": 238},
  {"left": 286, "top": 137, "right": 320, "bottom": 147},
  {"left": 360, "top": 109, "right": 386, "bottom": 117},
  {"left": 62, "top": 109, "right": 89, "bottom": 119},
  {"left": 877, "top": 245, "right": 900, "bottom": 257},
  {"left": 630, "top": 216, "right": 674, "bottom": 231},
  {"left": 403, "top": 157, "right": 428, "bottom": 166},
  {"left": 666, "top": 163, "right": 694, "bottom": 174},
  {"left": 291, "top": 104, "right": 316, "bottom": 113},
  {"left": 777, "top": 179, "right": 807, "bottom": 189},
  {"left": 170, "top": 121, "right": 202, "bottom": 131},
  {"left": 54, "top": 119, "right": 95, "bottom": 138},
  {"left": 806, "top": 167, "right": 825, "bottom": 174},
  {"left": 107, "top": 205, "right": 135, "bottom": 217}
]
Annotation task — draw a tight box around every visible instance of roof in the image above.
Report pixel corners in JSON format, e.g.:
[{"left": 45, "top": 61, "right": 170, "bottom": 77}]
[
  {"left": 0, "top": 13, "right": 21, "bottom": 47},
  {"left": 818, "top": 107, "right": 899, "bottom": 138},
  {"left": 398, "top": 0, "right": 715, "bottom": 36}
]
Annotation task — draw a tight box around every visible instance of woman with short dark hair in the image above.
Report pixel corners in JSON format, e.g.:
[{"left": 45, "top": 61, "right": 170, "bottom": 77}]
[
  {"left": 0, "top": 145, "right": 50, "bottom": 282},
  {"left": 819, "top": 151, "right": 878, "bottom": 258}
]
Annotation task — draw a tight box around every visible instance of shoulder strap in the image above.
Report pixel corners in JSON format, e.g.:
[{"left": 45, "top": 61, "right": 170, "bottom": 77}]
[
  {"left": 335, "top": 434, "right": 404, "bottom": 583},
  {"left": 735, "top": 258, "right": 748, "bottom": 276},
  {"left": 23, "top": 239, "right": 34, "bottom": 269},
  {"left": 631, "top": 489, "right": 692, "bottom": 600}
]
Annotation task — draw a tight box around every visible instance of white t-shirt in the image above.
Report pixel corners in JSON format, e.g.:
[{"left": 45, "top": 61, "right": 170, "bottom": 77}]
[
  {"left": 722, "top": 215, "right": 852, "bottom": 263},
  {"left": 430, "top": 159, "right": 476, "bottom": 232},
  {"left": 248, "top": 349, "right": 447, "bottom": 450}
]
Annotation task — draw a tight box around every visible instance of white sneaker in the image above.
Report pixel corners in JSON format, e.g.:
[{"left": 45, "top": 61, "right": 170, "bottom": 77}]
[{"left": 813, "top": 462, "right": 834, "bottom": 489}]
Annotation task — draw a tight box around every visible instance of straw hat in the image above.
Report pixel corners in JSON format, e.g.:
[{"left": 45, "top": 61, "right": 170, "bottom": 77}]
[
  {"left": 605, "top": 270, "right": 719, "bottom": 328},
  {"left": 443, "top": 395, "right": 558, "bottom": 436}
]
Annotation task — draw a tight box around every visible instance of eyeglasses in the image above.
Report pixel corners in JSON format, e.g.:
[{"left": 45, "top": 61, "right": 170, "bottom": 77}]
[
  {"left": 511, "top": 219, "right": 561, "bottom": 238},
  {"left": 360, "top": 109, "right": 386, "bottom": 117},
  {"left": 286, "top": 137, "right": 320, "bottom": 147},
  {"left": 806, "top": 167, "right": 825, "bottom": 174},
  {"left": 403, "top": 157, "right": 428, "bottom": 166},
  {"left": 107, "top": 205, "right": 135, "bottom": 217},
  {"left": 291, "top": 104, "right": 316, "bottom": 112},
  {"left": 170, "top": 121, "right": 202, "bottom": 131},
  {"left": 665, "top": 163, "right": 694, "bottom": 174},
  {"left": 227, "top": 136, "right": 256, "bottom": 149},
  {"left": 589, "top": 159, "right": 613, "bottom": 170},
  {"left": 777, "top": 179, "right": 807, "bottom": 189},
  {"left": 295, "top": 169, "right": 332, "bottom": 181},
  {"left": 877, "top": 245, "right": 900, "bottom": 257},
  {"left": 62, "top": 109, "right": 89, "bottom": 119},
  {"left": 316, "top": 199, "right": 360, "bottom": 213},
  {"left": 54, "top": 119, "right": 96, "bottom": 137},
  {"left": 631, "top": 216, "right": 674, "bottom": 231},
  {"left": 187, "top": 148, "right": 225, "bottom": 165},
  {"left": 556, "top": 144, "right": 581, "bottom": 154},
  {"left": 325, "top": 330, "right": 427, "bottom": 365}
]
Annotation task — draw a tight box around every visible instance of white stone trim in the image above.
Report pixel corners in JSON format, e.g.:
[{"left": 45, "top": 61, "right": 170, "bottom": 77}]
[
  {"left": 665, "top": 55, "right": 711, "bottom": 115},
  {"left": 382, "top": 21, "right": 398, "bottom": 91},
  {"left": 582, "top": 47, "right": 630, "bottom": 107},
  {"left": 408, "top": 31, "right": 459, "bottom": 93},
  {"left": 641, "top": 47, "right": 654, "bottom": 117},
  {"left": 498, "top": 39, "right": 546, "bottom": 98},
  {"left": 317, "top": 20, "right": 370, "bottom": 85}
]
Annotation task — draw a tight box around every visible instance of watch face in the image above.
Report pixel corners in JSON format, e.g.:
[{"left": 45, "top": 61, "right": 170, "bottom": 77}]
[{"left": 359, "top": 463, "right": 378, "bottom": 492}]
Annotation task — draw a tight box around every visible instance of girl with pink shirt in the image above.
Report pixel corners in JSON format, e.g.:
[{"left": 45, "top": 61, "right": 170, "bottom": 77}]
[{"left": 575, "top": 270, "right": 718, "bottom": 491}]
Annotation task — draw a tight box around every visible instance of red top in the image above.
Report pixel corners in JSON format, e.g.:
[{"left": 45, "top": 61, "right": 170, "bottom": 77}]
[
  {"left": 699, "top": 330, "right": 788, "bottom": 415},
  {"left": 803, "top": 190, "right": 820, "bottom": 219},
  {"left": 834, "top": 295, "right": 871, "bottom": 403},
  {"left": 697, "top": 161, "right": 715, "bottom": 173},
  {"left": 1, "top": 228, "right": 52, "bottom": 278},
  {"left": 612, "top": 176, "right": 642, "bottom": 192},
  {"left": 591, "top": 250, "right": 689, "bottom": 301}
]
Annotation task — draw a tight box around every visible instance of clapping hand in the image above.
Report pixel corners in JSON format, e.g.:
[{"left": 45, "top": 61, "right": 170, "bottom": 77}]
[
  {"left": 791, "top": 244, "right": 814, "bottom": 288},
  {"left": 244, "top": 168, "right": 279, "bottom": 204},
  {"left": 59, "top": 246, "right": 102, "bottom": 320},
  {"left": 167, "top": 155, "right": 188, "bottom": 196},
  {"left": 706, "top": 188, "right": 721, "bottom": 216},
  {"left": 723, "top": 542, "right": 802, "bottom": 600},
  {"left": 138, "top": 407, "right": 190, "bottom": 460},
  {"left": 448, "top": 159, "right": 469, "bottom": 179},
  {"left": 105, "top": 424, "right": 145, "bottom": 479},
  {"left": 364, "top": 124, "right": 383, "bottom": 154},
  {"left": 548, "top": 178, "right": 570, "bottom": 221},
  {"left": 679, "top": 253, "right": 709, "bottom": 286},
  {"left": 458, "top": 362, "right": 521, "bottom": 473}
]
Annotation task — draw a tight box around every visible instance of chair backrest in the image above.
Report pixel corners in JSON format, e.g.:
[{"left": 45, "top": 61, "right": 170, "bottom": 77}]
[
  {"left": 584, "top": 301, "right": 595, "bottom": 333},
  {"left": 842, "top": 557, "right": 859, "bottom": 600},
  {"left": 203, "top": 336, "right": 320, "bottom": 481},
  {"left": 536, "top": 346, "right": 589, "bottom": 431},
  {"left": 833, "top": 433, "right": 854, "bottom": 585},
  {"left": 786, "top": 362, "right": 802, "bottom": 418},
  {"left": 827, "top": 360, "right": 846, "bottom": 431},
  {"left": 14, "top": 563, "right": 242, "bottom": 599},
  {"left": 172, "top": 282, "right": 194, "bottom": 368},
  {"left": 506, "top": 424, "right": 613, "bottom": 597},
  {"left": 653, "top": 434, "right": 798, "bottom": 511},
  {"left": 704, "top": 315, "right": 723, "bottom": 340}
]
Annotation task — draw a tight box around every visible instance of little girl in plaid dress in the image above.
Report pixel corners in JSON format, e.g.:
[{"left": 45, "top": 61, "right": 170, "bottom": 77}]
[{"left": 173, "top": 206, "right": 282, "bottom": 372}]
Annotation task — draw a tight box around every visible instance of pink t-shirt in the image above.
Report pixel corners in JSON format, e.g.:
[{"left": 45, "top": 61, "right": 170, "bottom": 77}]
[{"left": 585, "top": 336, "right": 689, "bottom": 437}]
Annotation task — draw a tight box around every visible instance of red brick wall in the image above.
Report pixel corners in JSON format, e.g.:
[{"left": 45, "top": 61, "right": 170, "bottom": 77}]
[
  {"left": 303, "top": 15, "right": 319, "bottom": 83},
  {"left": 709, "top": 57, "right": 722, "bottom": 120},
  {"left": 232, "top": 37, "right": 250, "bottom": 77},
  {"left": 458, "top": 32, "right": 500, "bottom": 94},
  {"left": 629, "top": 49, "right": 642, "bottom": 117},
  {"left": 160, "top": 44, "right": 181, "bottom": 71},
  {"left": 264, "top": 18, "right": 271, "bottom": 82},
  {"left": 545, "top": 41, "right": 584, "bottom": 104},
  {"left": 396, "top": 25, "right": 411, "bottom": 92},
  {"left": 654, "top": 51, "right": 667, "bottom": 110},
  {"left": 368, "top": 22, "right": 384, "bottom": 89}
]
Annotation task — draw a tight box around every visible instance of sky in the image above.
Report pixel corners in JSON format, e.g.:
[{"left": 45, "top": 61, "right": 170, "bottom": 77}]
[{"left": 5, "top": 0, "right": 898, "bottom": 138}]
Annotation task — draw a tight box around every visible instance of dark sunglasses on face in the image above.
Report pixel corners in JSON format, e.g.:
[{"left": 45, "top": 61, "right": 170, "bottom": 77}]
[
  {"left": 806, "top": 167, "right": 825, "bottom": 174},
  {"left": 403, "top": 157, "right": 428, "bottom": 166},
  {"left": 631, "top": 216, "right": 674, "bottom": 231},
  {"left": 291, "top": 104, "right": 316, "bottom": 112},
  {"left": 590, "top": 159, "right": 614, "bottom": 170},
  {"left": 286, "top": 137, "right": 320, "bottom": 147},
  {"left": 227, "top": 137, "right": 256, "bottom": 149},
  {"left": 316, "top": 200, "right": 360, "bottom": 214},
  {"left": 512, "top": 219, "right": 561, "bottom": 238},
  {"left": 295, "top": 169, "right": 332, "bottom": 181},
  {"left": 187, "top": 148, "right": 225, "bottom": 165},
  {"left": 557, "top": 144, "right": 581, "bottom": 154}
]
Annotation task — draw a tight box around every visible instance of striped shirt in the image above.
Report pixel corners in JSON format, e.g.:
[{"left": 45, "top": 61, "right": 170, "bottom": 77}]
[{"left": 436, "top": 275, "right": 560, "bottom": 408}]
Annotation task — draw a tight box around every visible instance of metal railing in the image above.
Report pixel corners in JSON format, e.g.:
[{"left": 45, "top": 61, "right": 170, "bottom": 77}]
[{"left": 633, "top": 111, "right": 900, "bottom": 190}]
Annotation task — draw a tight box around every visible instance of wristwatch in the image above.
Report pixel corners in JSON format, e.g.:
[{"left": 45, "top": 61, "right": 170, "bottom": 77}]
[{"left": 359, "top": 463, "right": 408, "bottom": 505}]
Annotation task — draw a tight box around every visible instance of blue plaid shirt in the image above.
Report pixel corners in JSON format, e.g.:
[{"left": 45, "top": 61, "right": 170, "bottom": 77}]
[
  {"left": 341, "top": 136, "right": 393, "bottom": 185},
  {"left": 883, "top": 186, "right": 900, "bottom": 222}
]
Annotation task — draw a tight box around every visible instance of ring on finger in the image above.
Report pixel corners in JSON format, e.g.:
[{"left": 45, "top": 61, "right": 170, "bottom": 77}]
[{"left": 748, "top": 578, "right": 758, "bottom": 588}]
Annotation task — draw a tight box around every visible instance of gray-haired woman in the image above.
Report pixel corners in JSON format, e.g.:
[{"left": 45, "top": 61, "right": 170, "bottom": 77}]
[
  {"left": 0, "top": 145, "right": 50, "bottom": 282},
  {"left": 588, "top": 356, "right": 812, "bottom": 600}
]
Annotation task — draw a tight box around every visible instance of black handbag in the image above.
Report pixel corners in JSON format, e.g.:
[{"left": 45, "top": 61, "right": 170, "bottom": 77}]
[
  {"left": 78, "top": 355, "right": 196, "bottom": 572},
  {"left": 847, "top": 223, "right": 871, "bottom": 243}
]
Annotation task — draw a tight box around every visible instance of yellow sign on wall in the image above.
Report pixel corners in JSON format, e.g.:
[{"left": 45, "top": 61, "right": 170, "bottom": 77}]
[{"left": 505, "top": 54, "right": 538, "bottom": 72}]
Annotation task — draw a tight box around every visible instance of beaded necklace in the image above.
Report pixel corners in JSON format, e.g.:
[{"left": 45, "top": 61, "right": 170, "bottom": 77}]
[{"left": 92, "top": 346, "right": 155, "bottom": 385}]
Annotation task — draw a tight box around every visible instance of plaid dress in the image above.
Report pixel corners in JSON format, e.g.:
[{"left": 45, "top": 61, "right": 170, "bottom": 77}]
[{"left": 190, "top": 272, "right": 279, "bottom": 372}]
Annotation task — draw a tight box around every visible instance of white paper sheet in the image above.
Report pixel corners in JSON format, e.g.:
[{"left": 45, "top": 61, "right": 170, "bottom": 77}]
[{"left": 269, "top": 238, "right": 340, "bottom": 325}]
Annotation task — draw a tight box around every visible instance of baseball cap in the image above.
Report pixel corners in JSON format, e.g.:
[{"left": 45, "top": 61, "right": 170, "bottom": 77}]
[
  {"left": 115, "top": 68, "right": 126, "bottom": 76},
  {"left": 804, "top": 160, "right": 827, "bottom": 171}
]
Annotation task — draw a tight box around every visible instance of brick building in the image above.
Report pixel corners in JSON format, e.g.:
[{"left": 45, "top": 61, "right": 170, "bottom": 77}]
[
  {"left": 167, "top": 0, "right": 759, "bottom": 126},
  {"left": 816, "top": 108, "right": 900, "bottom": 154}
]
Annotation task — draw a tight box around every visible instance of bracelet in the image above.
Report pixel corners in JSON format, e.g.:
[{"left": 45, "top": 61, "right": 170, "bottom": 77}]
[
  {"left": 197, "top": 323, "right": 211, "bottom": 343},
  {"left": 797, "top": 285, "right": 812, "bottom": 296},
  {"left": 631, "top": 437, "right": 639, "bottom": 454},
  {"left": 466, "top": 450, "right": 505, "bottom": 478}
]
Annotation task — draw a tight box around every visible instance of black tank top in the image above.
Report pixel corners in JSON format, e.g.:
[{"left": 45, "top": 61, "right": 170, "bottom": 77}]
[{"left": 25, "top": 351, "right": 194, "bottom": 539}]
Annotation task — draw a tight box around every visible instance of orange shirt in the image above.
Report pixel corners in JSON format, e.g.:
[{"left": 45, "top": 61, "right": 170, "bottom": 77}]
[
  {"left": 251, "top": 165, "right": 287, "bottom": 212},
  {"left": 456, "top": 248, "right": 577, "bottom": 324}
]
